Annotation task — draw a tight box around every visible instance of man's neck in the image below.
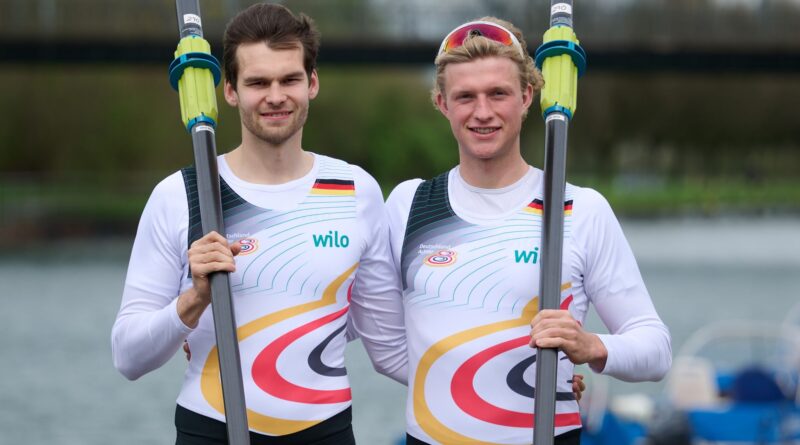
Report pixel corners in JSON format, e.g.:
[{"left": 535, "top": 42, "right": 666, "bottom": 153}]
[
  {"left": 458, "top": 151, "right": 530, "bottom": 189},
  {"left": 224, "top": 132, "right": 314, "bottom": 185}
]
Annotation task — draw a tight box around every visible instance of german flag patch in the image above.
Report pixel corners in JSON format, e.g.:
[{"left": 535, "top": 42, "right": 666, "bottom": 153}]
[
  {"left": 310, "top": 179, "right": 355, "bottom": 196},
  {"left": 523, "top": 199, "right": 573, "bottom": 216}
]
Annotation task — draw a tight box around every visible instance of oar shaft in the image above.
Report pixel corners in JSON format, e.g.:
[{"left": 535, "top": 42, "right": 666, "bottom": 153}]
[
  {"left": 173, "top": 1, "right": 250, "bottom": 444},
  {"left": 176, "top": 0, "right": 204, "bottom": 38},
  {"left": 550, "top": 0, "right": 573, "bottom": 28},
  {"left": 533, "top": 114, "right": 569, "bottom": 445},
  {"left": 191, "top": 125, "right": 250, "bottom": 445},
  {"left": 533, "top": 1, "right": 584, "bottom": 443}
]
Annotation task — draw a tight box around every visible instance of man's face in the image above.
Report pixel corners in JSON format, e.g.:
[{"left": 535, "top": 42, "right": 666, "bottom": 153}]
[
  {"left": 224, "top": 42, "right": 318, "bottom": 147},
  {"left": 436, "top": 56, "right": 532, "bottom": 163}
]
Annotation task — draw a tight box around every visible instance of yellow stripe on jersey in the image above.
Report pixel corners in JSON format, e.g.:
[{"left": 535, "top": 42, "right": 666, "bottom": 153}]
[
  {"left": 201, "top": 262, "right": 359, "bottom": 435},
  {"left": 413, "top": 282, "right": 572, "bottom": 445}
]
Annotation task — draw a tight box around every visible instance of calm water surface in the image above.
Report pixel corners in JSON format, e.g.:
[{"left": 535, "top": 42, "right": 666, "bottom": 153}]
[{"left": 1, "top": 217, "right": 798, "bottom": 444}]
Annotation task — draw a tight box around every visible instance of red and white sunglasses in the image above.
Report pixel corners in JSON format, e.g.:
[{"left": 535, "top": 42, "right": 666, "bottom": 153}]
[{"left": 437, "top": 20, "right": 525, "bottom": 57}]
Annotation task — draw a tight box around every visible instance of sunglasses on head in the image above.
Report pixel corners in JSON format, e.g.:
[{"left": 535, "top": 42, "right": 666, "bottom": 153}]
[{"left": 438, "top": 21, "right": 525, "bottom": 57}]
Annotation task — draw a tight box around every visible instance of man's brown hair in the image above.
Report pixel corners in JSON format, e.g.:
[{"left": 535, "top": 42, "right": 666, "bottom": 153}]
[{"left": 223, "top": 3, "right": 320, "bottom": 89}]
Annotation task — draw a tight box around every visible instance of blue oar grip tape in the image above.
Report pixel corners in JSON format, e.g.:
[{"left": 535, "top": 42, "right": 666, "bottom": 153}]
[
  {"left": 169, "top": 52, "right": 222, "bottom": 91},
  {"left": 534, "top": 40, "right": 587, "bottom": 77}
]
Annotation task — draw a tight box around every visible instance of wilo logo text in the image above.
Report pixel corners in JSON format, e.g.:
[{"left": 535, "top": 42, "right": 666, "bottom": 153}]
[
  {"left": 514, "top": 247, "right": 539, "bottom": 264},
  {"left": 312, "top": 231, "right": 350, "bottom": 248}
]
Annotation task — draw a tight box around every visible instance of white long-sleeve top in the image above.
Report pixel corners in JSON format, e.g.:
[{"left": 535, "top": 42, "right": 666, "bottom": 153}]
[
  {"left": 111, "top": 154, "right": 407, "bottom": 435},
  {"left": 385, "top": 167, "right": 672, "bottom": 444}
]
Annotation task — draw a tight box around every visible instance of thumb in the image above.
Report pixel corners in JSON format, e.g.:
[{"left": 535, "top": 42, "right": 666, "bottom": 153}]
[{"left": 230, "top": 240, "right": 243, "bottom": 256}]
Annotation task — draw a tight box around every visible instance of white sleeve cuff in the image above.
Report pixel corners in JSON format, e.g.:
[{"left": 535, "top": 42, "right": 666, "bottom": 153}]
[{"left": 169, "top": 297, "right": 196, "bottom": 334}]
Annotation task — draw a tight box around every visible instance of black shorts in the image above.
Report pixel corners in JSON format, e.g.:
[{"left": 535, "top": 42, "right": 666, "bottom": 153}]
[
  {"left": 406, "top": 427, "right": 581, "bottom": 445},
  {"left": 175, "top": 404, "right": 355, "bottom": 445}
]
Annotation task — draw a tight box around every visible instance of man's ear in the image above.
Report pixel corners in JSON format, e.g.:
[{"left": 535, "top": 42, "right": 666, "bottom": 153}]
[
  {"left": 223, "top": 80, "right": 238, "bottom": 107},
  {"left": 435, "top": 92, "right": 449, "bottom": 117},
  {"left": 308, "top": 69, "right": 320, "bottom": 100},
  {"left": 521, "top": 82, "right": 534, "bottom": 111}
]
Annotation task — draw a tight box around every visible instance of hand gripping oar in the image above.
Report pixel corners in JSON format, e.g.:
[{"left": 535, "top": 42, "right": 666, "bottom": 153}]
[
  {"left": 532, "top": 1, "right": 586, "bottom": 444},
  {"left": 169, "top": 1, "right": 250, "bottom": 443}
]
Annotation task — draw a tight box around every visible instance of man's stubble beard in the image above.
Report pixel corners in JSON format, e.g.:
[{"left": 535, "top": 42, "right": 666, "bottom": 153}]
[{"left": 241, "top": 105, "right": 309, "bottom": 146}]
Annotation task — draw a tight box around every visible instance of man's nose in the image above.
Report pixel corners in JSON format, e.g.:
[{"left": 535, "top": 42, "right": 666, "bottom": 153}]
[
  {"left": 265, "top": 83, "right": 287, "bottom": 105},
  {"left": 473, "top": 96, "right": 493, "bottom": 120}
]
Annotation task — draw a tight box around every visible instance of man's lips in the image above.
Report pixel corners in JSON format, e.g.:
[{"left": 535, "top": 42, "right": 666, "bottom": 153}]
[
  {"left": 260, "top": 110, "right": 292, "bottom": 119},
  {"left": 469, "top": 126, "right": 500, "bottom": 136}
]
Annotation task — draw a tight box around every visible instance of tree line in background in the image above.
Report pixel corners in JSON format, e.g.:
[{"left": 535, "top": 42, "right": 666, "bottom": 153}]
[
  {"left": 2, "top": 67, "right": 797, "bottom": 185},
  {"left": 0, "top": 65, "right": 798, "bottom": 235}
]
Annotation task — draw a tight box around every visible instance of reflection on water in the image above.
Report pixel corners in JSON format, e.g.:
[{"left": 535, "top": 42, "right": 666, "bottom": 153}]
[{"left": 1, "top": 217, "right": 798, "bottom": 445}]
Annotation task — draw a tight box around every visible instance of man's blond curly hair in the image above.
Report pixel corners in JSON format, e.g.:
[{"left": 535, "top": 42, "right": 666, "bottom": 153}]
[{"left": 431, "top": 17, "right": 544, "bottom": 117}]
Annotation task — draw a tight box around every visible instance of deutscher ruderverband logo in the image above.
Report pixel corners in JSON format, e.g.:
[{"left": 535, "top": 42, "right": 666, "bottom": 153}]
[
  {"left": 424, "top": 249, "right": 457, "bottom": 267},
  {"left": 238, "top": 238, "right": 259, "bottom": 255},
  {"left": 312, "top": 231, "right": 350, "bottom": 248}
]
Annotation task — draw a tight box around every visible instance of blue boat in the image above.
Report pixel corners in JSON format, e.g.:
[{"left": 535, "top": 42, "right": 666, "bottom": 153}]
[{"left": 581, "top": 312, "right": 800, "bottom": 445}]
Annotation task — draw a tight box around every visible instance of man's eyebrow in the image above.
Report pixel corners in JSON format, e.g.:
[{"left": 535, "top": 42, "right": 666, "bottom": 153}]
[
  {"left": 449, "top": 86, "right": 473, "bottom": 95},
  {"left": 242, "top": 71, "right": 305, "bottom": 82},
  {"left": 241, "top": 75, "right": 271, "bottom": 83},
  {"left": 282, "top": 71, "right": 306, "bottom": 79}
]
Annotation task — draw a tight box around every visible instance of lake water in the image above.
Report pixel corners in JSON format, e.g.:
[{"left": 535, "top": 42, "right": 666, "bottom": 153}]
[{"left": 1, "top": 217, "right": 798, "bottom": 444}]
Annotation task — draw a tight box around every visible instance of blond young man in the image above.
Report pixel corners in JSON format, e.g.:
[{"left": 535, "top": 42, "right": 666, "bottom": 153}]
[{"left": 385, "top": 18, "right": 671, "bottom": 445}]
